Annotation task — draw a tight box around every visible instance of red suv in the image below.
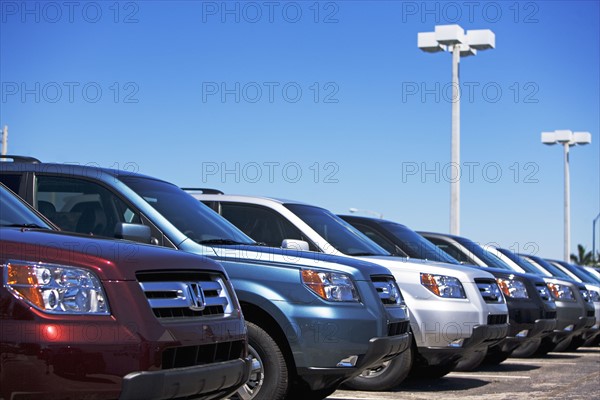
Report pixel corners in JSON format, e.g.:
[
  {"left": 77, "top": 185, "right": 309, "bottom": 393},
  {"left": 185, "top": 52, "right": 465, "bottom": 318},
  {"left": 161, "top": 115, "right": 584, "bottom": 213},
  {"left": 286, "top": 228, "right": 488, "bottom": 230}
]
[{"left": 0, "top": 184, "right": 251, "bottom": 400}]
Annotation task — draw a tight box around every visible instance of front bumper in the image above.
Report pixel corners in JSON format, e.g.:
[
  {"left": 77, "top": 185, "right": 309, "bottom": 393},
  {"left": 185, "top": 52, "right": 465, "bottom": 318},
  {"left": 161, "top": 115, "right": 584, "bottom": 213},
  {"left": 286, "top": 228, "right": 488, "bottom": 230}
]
[
  {"left": 120, "top": 357, "right": 252, "bottom": 400},
  {"left": 494, "top": 318, "right": 557, "bottom": 353},
  {"left": 418, "top": 323, "right": 508, "bottom": 367},
  {"left": 297, "top": 331, "right": 411, "bottom": 391}
]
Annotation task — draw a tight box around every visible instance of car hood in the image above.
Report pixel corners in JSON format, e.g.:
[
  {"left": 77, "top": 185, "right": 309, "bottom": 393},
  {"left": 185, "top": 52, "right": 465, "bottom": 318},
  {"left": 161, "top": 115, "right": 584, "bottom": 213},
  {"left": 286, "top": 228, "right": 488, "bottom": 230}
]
[
  {"left": 179, "top": 241, "right": 394, "bottom": 280},
  {"left": 0, "top": 228, "right": 224, "bottom": 281},
  {"left": 357, "top": 255, "right": 496, "bottom": 282}
]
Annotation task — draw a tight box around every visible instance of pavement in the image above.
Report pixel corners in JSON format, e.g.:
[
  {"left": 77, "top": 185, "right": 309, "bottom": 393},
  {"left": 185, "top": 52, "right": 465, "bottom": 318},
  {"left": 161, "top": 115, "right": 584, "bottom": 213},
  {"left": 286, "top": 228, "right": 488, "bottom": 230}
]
[{"left": 328, "top": 347, "right": 600, "bottom": 400}]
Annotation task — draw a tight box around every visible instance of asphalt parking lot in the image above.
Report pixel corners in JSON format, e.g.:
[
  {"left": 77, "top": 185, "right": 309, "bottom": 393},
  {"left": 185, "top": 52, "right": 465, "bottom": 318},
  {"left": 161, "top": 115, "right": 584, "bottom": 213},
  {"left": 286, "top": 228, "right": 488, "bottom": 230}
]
[{"left": 328, "top": 348, "right": 600, "bottom": 400}]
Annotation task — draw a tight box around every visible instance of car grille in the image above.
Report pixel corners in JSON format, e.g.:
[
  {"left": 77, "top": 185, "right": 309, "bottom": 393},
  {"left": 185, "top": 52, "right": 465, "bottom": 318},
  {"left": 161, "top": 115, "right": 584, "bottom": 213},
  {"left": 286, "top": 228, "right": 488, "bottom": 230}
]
[
  {"left": 535, "top": 283, "right": 552, "bottom": 301},
  {"left": 137, "top": 271, "right": 233, "bottom": 319},
  {"left": 487, "top": 314, "right": 508, "bottom": 325},
  {"left": 388, "top": 321, "right": 410, "bottom": 336},
  {"left": 580, "top": 289, "right": 591, "bottom": 303},
  {"left": 371, "top": 275, "right": 403, "bottom": 306},
  {"left": 162, "top": 341, "right": 245, "bottom": 369},
  {"left": 475, "top": 278, "right": 504, "bottom": 303}
]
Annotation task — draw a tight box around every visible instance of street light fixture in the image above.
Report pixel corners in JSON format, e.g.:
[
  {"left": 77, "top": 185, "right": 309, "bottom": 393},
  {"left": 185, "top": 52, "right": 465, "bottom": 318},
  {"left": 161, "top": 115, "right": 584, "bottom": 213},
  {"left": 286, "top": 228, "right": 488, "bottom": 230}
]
[
  {"left": 348, "top": 208, "right": 383, "bottom": 219},
  {"left": 541, "top": 130, "right": 592, "bottom": 262},
  {"left": 418, "top": 25, "right": 495, "bottom": 235}
]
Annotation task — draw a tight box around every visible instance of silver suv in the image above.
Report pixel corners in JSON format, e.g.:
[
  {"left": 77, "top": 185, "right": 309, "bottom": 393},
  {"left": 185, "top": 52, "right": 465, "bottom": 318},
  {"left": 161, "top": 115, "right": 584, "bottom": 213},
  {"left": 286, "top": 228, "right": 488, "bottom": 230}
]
[{"left": 192, "top": 191, "right": 509, "bottom": 389}]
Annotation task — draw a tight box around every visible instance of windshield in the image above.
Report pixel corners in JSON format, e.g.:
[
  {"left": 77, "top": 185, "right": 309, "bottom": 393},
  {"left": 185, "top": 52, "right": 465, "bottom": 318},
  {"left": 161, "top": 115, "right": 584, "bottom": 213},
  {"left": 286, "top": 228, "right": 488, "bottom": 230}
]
[
  {"left": 0, "top": 185, "right": 51, "bottom": 229},
  {"left": 454, "top": 237, "right": 514, "bottom": 270},
  {"left": 497, "top": 248, "right": 542, "bottom": 274},
  {"left": 560, "top": 263, "right": 600, "bottom": 284},
  {"left": 526, "top": 256, "right": 573, "bottom": 280},
  {"left": 121, "top": 177, "right": 255, "bottom": 245},
  {"left": 284, "top": 204, "right": 390, "bottom": 256},
  {"left": 384, "top": 222, "right": 459, "bottom": 263}
]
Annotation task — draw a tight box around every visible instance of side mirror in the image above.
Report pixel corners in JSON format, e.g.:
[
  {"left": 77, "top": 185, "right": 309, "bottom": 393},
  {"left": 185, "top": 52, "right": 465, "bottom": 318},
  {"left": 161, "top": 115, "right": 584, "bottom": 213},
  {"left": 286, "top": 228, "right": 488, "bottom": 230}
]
[
  {"left": 115, "top": 223, "right": 152, "bottom": 244},
  {"left": 281, "top": 239, "right": 309, "bottom": 251}
]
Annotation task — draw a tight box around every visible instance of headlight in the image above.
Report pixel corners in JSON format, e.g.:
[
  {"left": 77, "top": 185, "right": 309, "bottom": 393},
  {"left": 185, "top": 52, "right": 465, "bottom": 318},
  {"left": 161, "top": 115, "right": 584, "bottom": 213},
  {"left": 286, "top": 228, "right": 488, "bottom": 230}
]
[
  {"left": 546, "top": 283, "right": 575, "bottom": 300},
  {"left": 420, "top": 273, "right": 466, "bottom": 299},
  {"left": 496, "top": 278, "right": 529, "bottom": 298},
  {"left": 589, "top": 290, "right": 600, "bottom": 303},
  {"left": 4, "top": 260, "right": 109, "bottom": 314},
  {"left": 302, "top": 270, "right": 359, "bottom": 302}
]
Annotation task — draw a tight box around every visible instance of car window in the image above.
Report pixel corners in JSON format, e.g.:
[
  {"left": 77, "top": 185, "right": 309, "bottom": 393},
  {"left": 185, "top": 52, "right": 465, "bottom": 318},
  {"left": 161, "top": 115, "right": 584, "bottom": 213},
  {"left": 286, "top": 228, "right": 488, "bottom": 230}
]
[
  {"left": 0, "top": 184, "right": 51, "bottom": 229},
  {"left": 219, "top": 202, "right": 317, "bottom": 250},
  {"left": 349, "top": 222, "right": 406, "bottom": 256},
  {"left": 34, "top": 175, "right": 140, "bottom": 238},
  {"left": 283, "top": 204, "right": 390, "bottom": 256},
  {"left": 121, "top": 176, "right": 254, "bottom": 245},
  {"left": 0, "top": 174, "right": 22, "bottom": 195},
  {"left": 425, "top": 237, "right": 473, "bottom": 264},
  {"left": 381, "top": 223, "right": 460, "bottom": 263}
]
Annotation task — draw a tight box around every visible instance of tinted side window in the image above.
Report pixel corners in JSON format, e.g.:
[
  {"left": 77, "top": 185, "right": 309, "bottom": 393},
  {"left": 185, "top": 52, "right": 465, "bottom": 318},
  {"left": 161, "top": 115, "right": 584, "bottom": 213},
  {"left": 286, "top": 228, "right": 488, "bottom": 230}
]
[
  {"left": 426, "top": 237, "right": 472, "bottom": 264},
  {"left": 0, "top": 174, "right": 22, "bottom": 195},
  {"left": 351, "top": 222, "right": 407, "bottom": 257},
  {"left": 34, "top": 175, "right": 140, "bottom": 238},
  {"left": 220, "top": 203, "right": 317, "bottom": 250}
]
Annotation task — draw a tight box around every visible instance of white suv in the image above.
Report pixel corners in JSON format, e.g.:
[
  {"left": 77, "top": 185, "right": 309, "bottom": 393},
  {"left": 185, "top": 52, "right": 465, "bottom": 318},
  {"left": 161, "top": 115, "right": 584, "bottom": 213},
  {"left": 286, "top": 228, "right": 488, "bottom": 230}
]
[{"left": 189, "top": 190, "right": 509, "bottom": 389}]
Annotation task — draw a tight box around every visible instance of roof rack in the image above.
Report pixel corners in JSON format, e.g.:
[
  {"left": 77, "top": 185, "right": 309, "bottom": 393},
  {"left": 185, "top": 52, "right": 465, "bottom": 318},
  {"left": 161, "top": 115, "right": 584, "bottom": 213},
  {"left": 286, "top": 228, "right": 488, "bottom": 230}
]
[
  {"left": 181, "top": 188, "right": 224, "bottom": 195},
  {"left": 0, "top": 155, "right": 41, "bottom": 163}
]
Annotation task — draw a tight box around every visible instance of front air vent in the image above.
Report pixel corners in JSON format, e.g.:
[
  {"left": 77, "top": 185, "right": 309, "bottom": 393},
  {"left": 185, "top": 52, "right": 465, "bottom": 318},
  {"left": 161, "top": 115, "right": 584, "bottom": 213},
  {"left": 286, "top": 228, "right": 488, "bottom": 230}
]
[
  {"left": 487, "top": 314, "right": 508, "bottom": 325},
  {"left": 161, "top": 341, "right": 245, "bottom": 369},
  {"left": 544, "top": 311, "right": 557, "bottom": 319},
  {"left": 388, "top": 321, "right": 410, "bottom": 336}
]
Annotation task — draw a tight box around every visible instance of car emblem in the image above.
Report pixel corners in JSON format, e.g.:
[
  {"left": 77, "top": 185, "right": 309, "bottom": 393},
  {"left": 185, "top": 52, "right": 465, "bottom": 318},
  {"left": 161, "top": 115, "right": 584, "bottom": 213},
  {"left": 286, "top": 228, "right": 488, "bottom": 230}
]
[{"left": 186, "top": 282, "right": 206, "bottom": 311}]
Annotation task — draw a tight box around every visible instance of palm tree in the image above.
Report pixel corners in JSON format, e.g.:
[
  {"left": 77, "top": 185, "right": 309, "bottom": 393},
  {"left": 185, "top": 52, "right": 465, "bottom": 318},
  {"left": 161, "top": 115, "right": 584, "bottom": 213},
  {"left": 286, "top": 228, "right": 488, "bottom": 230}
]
[{"left": 570, "top": 244, "right": 593, "bottom": 266}]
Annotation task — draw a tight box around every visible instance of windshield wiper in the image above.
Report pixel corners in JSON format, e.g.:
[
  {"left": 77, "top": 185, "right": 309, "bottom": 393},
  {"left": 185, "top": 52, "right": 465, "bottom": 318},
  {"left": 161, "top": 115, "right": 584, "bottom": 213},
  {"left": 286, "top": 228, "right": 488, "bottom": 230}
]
[
  {"left": 346, "top": 252, "right": 380, "bottom": 256},
  {"left": 198, "top": 239, "right": 253, "bottom": 246},
  {"left": 1, "top": 223, "right": 50, "bottom": 229}
]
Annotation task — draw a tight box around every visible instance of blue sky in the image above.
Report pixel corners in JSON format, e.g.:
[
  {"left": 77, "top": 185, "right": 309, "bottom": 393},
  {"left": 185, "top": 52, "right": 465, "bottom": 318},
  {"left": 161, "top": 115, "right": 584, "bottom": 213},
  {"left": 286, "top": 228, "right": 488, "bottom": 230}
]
[{"left": 1, "top": 0, "right": 598, "bottom": 260}]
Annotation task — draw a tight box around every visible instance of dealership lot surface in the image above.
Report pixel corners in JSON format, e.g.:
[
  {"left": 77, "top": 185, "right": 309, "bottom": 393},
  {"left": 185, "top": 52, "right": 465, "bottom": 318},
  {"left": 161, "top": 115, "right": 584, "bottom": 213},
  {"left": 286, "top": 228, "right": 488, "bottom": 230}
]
[{"left": 328, "top": 348, "right": 600, "bottom": 399}]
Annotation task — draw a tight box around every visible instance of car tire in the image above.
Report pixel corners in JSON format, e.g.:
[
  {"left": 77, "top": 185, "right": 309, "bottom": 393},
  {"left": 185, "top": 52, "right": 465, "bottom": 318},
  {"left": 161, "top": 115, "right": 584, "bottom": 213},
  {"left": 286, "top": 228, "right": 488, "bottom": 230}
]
[
  {"left": 551, "top": 336, "right": 573, "bottom": 352},
  {"left": 564, "top": 335, "right": 585, "bottom": 351},
  {"left": 454, "top": 349, "right": 487, "bottom": 371},
  {"left": 483, "top": 349, "right": 511, "bottom": 365},
  {"left": 343, "top": 345, "right": 414, "bottom": 391},
  {"left": 234, "top": 322, "right": 289, "bottom": 400},
  {"left": 511, "top": 338, "right": 542, "bottom": 358}
]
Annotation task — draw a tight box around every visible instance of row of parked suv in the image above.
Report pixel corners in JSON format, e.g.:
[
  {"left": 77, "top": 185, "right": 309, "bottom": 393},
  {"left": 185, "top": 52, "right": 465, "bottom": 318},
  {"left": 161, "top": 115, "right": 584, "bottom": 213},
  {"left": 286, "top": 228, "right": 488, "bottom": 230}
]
[{"left": 0, "top": 155, "right": 598, "bottom": 400}]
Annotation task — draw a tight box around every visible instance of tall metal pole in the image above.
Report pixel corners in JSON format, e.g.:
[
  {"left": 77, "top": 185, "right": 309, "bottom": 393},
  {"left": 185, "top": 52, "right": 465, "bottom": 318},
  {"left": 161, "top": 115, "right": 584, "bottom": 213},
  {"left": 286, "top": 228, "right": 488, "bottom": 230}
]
[
  {"left": 1, "top": 125, "right": 7, "bottom": 156},
  {"left": 450, "top": 44, "right": 461, "bottom": 235},
  {"left": 564, "top": 142, "right": 570, "bottom": 262},
  {"left": 593, "top": 213, "right": 600, "bottom": 262}
]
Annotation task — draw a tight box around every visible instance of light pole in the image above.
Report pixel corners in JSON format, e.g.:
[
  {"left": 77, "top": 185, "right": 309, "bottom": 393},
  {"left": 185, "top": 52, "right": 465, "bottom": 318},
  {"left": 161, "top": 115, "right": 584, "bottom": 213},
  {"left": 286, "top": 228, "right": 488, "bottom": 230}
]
[
  {"left": 418, "top": 25, "right": 495, "bottom": 235},
  {"left": 541, "top": 130, "right": 592, "bottom": 262},
  {"left": 593, "top": 212, "right": 600, "bottom": 261},
  {"left": 348, "top": 208, "right": 383, "bottom": 219}
]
